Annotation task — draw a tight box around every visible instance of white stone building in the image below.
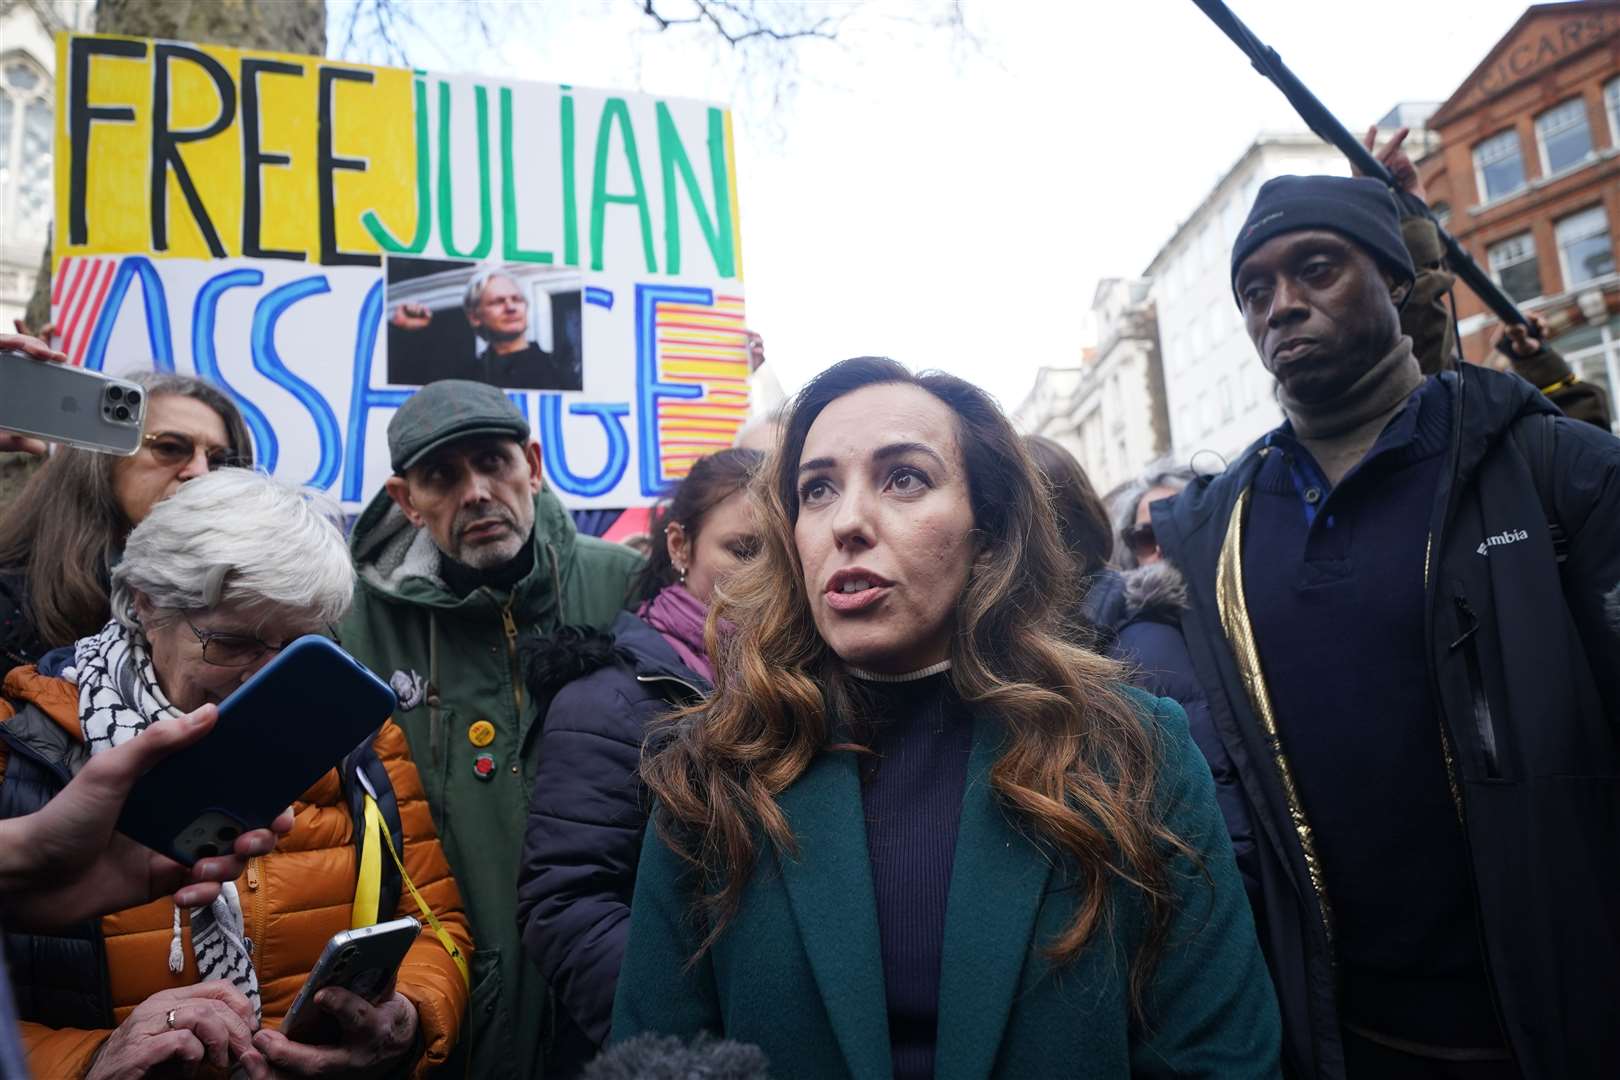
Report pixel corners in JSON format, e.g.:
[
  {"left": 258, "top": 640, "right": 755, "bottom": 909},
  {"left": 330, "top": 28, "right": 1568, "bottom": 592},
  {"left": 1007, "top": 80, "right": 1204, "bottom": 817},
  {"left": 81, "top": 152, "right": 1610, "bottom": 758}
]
[
  {"left": 1012, "top": 277, "right": 1167, "bottom": 497},
  {"left": 0, "top": 0, "right": 93, "bottom": 331}
]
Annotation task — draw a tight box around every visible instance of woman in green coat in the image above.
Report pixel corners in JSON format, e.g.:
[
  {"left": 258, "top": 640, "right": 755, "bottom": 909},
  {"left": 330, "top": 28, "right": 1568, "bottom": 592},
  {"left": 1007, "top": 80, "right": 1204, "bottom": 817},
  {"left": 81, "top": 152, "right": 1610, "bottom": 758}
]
[{"left": 612, "top": 357, "right": 1281, "bottom": 1079}]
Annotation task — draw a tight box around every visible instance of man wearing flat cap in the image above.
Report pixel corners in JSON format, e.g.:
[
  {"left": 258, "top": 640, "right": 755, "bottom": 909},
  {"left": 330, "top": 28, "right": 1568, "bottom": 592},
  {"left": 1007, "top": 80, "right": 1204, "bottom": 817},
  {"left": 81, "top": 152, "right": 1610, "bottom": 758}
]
[
  {"left": 340, "top": 380, "right": 642, "bottom": 1079},
  {"left": 1151, "top": 176, "right": 1620, "bottom": 1079}
]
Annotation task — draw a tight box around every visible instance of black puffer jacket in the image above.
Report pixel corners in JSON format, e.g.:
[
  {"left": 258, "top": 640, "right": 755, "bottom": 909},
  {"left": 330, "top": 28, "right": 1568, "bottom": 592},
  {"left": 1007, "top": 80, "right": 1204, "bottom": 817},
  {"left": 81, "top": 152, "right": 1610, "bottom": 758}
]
[
  {"left": 1085, "top": 564, "right": 1260, "bottom": 911},
  {"left": 517, "top": 611, "right": 708, "bottom": 1079}
]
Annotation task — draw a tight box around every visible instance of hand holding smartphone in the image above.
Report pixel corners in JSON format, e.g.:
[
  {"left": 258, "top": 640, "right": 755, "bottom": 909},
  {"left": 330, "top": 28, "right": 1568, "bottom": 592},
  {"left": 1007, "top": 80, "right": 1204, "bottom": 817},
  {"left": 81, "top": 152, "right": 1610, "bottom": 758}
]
[
  {"left": 279, "top": 917, "right": 421, "bottom": 1045},
  {"left": 0, "top": 345, "right": 148, "bottom": 455}
]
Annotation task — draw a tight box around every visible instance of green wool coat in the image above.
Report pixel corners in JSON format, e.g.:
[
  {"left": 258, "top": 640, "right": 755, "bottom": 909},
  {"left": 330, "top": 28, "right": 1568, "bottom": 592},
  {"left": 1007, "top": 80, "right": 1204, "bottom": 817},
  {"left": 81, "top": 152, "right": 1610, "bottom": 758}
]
[
  {"left": 612, "top": 692, "right": 1282, "bottom": 1078},
  {"left": 342, "top": 488, "right": 643, "bottom": 1080}
]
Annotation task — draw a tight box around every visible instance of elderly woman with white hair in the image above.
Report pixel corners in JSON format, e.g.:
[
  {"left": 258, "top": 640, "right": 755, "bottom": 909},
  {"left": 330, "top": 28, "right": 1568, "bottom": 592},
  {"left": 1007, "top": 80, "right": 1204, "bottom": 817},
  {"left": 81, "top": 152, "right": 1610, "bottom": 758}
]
[{"left": 0, "top": 469, "right": 472, "bottom": 1080}]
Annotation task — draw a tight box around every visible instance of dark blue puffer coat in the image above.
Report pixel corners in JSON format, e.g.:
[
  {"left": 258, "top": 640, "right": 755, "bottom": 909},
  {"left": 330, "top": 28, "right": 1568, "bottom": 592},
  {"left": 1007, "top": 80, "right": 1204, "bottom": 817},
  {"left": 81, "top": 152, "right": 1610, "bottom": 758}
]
[
  {"left": 517, "top": 611, "right": 708, "bottom": 1078},
  {"left": 1084, "top": 563, "right": 1260, "bottom": 912}
]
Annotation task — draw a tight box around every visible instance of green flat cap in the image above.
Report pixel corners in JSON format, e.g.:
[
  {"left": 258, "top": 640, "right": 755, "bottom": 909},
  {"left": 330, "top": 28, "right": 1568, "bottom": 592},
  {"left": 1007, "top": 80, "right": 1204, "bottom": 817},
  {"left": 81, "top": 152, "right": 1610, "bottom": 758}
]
[{"left": 388, "top": 379, "right": 530, "bottom": 473}]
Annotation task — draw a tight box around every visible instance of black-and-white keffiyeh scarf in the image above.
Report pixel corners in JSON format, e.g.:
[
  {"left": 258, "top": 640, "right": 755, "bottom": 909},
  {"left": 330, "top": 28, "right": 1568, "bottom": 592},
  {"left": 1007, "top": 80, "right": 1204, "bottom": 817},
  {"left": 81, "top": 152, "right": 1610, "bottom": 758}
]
[{"left": 65, "top": 618, "right": 263, "bottom": 1023}]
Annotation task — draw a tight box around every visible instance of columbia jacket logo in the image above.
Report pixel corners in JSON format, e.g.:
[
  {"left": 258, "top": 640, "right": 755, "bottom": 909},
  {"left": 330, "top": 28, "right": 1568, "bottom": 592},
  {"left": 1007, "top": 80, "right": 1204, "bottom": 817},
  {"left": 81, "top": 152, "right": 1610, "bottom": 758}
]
[{"left": 1477, "top": 528, "right": 1530, "bottom": 556}]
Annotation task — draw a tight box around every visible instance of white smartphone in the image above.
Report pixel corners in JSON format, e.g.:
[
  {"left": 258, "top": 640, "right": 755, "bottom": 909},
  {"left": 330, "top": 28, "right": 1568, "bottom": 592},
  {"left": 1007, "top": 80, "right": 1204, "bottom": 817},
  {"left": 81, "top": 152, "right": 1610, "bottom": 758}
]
[
  {"left": 279, "top": 916, "right": 421, "bottom": 1045},
  {"left": 0, "top": 350, "right": 147, "bottom": 455}
]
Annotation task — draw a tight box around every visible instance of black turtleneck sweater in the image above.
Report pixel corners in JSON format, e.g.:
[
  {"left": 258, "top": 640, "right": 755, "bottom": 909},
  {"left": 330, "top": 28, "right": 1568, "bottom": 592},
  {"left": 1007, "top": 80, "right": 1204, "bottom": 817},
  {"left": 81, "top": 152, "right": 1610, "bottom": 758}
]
[
  {"left": 440, "top": 533, "right": 536, "bottom": 599},
  {"left": 855, "top": 670, "right": 975, "bottom": 1080}
]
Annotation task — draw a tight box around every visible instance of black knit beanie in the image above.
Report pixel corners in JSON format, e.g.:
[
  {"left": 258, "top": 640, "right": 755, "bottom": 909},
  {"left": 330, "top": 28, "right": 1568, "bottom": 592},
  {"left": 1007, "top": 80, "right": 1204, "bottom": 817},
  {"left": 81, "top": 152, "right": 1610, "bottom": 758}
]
[{"left": 1229, "top": 175, "right": 1415, "bottom": 307}]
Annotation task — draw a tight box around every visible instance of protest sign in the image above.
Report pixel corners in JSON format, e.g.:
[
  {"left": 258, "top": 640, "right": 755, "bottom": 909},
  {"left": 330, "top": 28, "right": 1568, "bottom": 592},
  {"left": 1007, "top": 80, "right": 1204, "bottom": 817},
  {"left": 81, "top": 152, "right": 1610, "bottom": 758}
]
[{"left": 52, "top": 33, "right": 749, "bottom": 509}]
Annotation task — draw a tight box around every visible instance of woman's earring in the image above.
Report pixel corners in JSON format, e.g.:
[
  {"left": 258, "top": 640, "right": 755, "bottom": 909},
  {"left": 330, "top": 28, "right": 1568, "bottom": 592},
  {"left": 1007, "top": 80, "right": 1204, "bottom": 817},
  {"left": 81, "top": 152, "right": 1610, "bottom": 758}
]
[{"left": 677, "top": 565, "right": 687, "bottom": 585}]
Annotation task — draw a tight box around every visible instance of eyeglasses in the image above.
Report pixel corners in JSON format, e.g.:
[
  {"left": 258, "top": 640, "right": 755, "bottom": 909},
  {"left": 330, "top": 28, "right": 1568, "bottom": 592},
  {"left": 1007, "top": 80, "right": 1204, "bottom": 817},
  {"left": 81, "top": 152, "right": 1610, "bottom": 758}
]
[
  {"left": 143, "top": 431, "right": 245, "bottom": 471},
  {"left": 1121, "top": 523, "right": 1158, "bottom": 559},
  {"left": 182, "top": 612, "right": 340, "bottom": 668}
]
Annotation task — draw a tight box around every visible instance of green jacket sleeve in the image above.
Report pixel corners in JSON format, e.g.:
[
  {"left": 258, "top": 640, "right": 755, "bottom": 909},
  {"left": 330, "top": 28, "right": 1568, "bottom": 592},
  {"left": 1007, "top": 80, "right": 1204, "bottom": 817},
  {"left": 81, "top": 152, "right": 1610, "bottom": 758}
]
[
  {"left": 609, "top": 816, "right": 723, "bottom": 1043},
  {"left": 1508, "top": 346, "right": 1613, "bottom": 431},
  {"left": 1400, "top": 215, "right": 1457, "bottom": 376},
  {"left": 1129, "top": 697, "right": 1282, "bottom": 1078}
]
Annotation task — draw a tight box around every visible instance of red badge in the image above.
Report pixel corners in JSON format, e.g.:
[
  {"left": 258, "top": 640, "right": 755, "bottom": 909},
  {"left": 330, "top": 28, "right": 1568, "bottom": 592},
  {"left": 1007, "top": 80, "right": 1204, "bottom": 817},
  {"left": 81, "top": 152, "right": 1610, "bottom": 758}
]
[{"left": 473, "top": 753, "right": 497, "bottom": 781}]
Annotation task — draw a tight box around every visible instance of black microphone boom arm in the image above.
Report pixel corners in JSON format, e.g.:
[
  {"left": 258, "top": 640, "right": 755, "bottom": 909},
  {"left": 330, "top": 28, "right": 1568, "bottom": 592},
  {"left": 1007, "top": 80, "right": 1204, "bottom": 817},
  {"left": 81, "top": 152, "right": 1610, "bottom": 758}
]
[{"left": 1189, "top": 0, "right": 1529, "bottom": 329}]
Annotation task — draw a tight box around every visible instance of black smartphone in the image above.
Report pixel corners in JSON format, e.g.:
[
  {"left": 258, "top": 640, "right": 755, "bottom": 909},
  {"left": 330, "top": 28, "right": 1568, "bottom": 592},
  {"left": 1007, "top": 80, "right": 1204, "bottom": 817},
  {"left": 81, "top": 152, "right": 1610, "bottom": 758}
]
[
  {"left": 0, "top": 349, "right": 147, "bottom": 455},
  {"left": 280, "top": 916, "right": 422, "bottom": 1045},
  {"left": 116, "top": 636, "right": 397, "bottom": 865}
]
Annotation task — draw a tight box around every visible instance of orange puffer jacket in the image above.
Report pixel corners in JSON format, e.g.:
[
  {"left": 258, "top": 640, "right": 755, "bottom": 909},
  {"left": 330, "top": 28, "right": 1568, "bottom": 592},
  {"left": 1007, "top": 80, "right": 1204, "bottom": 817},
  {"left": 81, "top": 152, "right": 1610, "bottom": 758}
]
[{"left": 0, "top": 664, "right": 475, "bottom": 1079}]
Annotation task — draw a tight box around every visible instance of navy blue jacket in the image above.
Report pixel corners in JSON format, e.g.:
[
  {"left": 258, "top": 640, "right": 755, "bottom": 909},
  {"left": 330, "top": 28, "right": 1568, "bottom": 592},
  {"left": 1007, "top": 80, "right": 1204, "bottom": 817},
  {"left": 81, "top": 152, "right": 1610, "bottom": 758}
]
[
  {"left": 516, "top": 612, "right": 708, "bottom": 1077},
  {"left": 1152, "top": 366, "right": 1620, "bottom": 1079},
  {"left": 1087, "top": 564, "right": 1261, "bottom": 914}
]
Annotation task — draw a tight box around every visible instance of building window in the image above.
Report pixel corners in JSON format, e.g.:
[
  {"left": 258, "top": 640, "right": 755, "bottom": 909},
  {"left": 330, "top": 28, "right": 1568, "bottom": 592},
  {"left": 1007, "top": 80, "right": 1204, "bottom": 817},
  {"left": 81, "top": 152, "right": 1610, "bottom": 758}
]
[
  {"left": 1217, "top": 377, "right": 1234, "bottom": 422},
  {"left": 1431, "top": 201, "right": 1451, "bottom": 227},
  {"left": 1534, "top": 97, "right": 1594, "bottom": 176},
  {"left": 1606, "top": 78, "right": 1619, "bottom": 146},
  {"left": 0, "top": 55, "right": 53, "bottom": 258},
  {"left": 1487, "top": 232, "right": 1542, "bottom": 303},
  {"left": 1555, "top": 206, "right": 1616, "bottom": 289},
  {"left": 1472, "top": 129, "right": 1526, "bottom": 202},
  {"left": 1206, "top": 304, "right": 1226, "bottom": 352},
  {"left": 1239, "top": 175, "right": 1262, "bottom": 223},
  {"left": 1221, "top": 196, "right": 1243, "bottom": 243}
]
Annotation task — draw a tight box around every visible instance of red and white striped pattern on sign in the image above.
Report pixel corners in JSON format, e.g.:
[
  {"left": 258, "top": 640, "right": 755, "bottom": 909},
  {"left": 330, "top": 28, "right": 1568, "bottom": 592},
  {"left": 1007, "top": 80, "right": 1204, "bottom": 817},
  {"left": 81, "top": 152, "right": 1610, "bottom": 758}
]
[
  {"left": 51, "top": 256, "right": 121, "bottom": 367},
  {"left": 653, "top": 293, "right": 750, "bottom": 482}
]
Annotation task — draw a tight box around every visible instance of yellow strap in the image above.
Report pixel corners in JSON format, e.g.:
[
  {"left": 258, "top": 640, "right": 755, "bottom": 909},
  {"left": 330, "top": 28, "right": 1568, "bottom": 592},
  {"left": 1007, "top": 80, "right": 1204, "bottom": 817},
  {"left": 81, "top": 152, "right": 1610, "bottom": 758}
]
[
  {"left": 350, "top": 796, "right": 385, "bottom": 930},
  {"left": 362, "top": 793, "right": 471, "bottom": 988},
  {"left": 1539, "top": 373, "right": 1579, "bottom": 395}
]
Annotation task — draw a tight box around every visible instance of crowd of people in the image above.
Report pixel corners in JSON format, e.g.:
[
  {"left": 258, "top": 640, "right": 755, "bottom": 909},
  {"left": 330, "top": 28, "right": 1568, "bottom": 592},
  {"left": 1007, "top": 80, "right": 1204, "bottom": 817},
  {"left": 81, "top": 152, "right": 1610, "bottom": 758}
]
[{"left": 0, "top": 148, "right": 1617, "bottom": 1080}]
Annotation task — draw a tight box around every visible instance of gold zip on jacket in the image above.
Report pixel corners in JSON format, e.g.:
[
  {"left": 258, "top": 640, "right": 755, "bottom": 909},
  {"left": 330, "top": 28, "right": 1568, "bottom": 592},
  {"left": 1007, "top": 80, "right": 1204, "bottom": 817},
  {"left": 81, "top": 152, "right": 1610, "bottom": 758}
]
[
  {"left": 1216, "top": 485, "right": 1335, "bottom": 945},
  {"left": 501, "top": 596, "right": 523, "bottom": 714}
]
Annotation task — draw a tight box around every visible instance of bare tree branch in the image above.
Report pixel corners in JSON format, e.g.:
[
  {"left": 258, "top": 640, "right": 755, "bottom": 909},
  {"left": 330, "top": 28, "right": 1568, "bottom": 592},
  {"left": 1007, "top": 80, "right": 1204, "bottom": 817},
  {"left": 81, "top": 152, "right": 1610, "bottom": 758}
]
[
  {"left": 639, "top": 0, "right": 845, "bottom": 47},
  {"left": 338, "top": 0, "right": 515, "bottom": 69},
  {"left": 330, "top": 0, "right": 977, "bottom": 127}
]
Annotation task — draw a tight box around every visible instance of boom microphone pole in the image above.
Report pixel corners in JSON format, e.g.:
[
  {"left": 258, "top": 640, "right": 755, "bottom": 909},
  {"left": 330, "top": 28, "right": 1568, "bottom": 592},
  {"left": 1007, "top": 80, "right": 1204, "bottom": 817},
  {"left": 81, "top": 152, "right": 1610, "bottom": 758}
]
[{"left": 1189, "top": 0, "right": 1529, "bottom": 330}]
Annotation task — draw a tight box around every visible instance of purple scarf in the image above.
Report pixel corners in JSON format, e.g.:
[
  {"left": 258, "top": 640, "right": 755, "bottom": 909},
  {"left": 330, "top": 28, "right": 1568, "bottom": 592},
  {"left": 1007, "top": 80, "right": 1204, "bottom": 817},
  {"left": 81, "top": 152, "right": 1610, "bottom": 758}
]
[{"left": 637, "top": 584, "right": 713, "bottom": 682}]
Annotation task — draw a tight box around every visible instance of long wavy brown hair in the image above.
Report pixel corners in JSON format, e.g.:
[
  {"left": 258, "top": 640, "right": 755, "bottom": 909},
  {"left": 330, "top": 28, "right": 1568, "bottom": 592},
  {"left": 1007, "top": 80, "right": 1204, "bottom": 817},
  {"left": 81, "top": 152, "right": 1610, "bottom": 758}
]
[{"left": 642, "top": 356, "right": 1195, "bottom": 1009}]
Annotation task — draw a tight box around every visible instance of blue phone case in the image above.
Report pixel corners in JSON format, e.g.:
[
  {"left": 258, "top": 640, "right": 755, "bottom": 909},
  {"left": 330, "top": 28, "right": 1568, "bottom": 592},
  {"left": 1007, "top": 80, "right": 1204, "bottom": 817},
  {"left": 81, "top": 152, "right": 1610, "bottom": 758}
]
[{"left": 116, "top": 636, "right": 398, "bottom": 865}]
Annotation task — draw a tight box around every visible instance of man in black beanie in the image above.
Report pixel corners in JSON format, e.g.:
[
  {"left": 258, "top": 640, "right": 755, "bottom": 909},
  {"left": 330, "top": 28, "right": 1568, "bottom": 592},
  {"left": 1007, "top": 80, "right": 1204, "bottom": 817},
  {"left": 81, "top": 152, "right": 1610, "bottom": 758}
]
[{"left": 1151, "top": 174, "right": 1620, "bottom": 1080}]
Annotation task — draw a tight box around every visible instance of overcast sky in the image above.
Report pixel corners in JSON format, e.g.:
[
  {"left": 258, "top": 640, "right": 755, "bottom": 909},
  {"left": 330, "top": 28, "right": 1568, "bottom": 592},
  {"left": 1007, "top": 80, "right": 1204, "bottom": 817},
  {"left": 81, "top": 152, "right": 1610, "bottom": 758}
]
[{"left": 333, "top": 0, "right": 1536, "bottom": 410}]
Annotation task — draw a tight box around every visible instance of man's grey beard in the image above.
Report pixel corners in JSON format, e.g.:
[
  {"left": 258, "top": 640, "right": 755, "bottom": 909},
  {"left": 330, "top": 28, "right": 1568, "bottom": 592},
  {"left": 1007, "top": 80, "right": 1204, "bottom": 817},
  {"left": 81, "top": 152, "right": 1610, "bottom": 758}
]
[{"left": 450, "top": 503, "right": 525, "bottom": 568}]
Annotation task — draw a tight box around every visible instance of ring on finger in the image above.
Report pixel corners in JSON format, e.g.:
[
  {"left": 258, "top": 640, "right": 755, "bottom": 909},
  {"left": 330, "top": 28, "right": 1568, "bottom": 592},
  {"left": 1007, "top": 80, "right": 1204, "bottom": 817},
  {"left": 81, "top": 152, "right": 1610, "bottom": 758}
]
[{"left": 166, "top": 1008, "right": 178, "bottom": 1029}]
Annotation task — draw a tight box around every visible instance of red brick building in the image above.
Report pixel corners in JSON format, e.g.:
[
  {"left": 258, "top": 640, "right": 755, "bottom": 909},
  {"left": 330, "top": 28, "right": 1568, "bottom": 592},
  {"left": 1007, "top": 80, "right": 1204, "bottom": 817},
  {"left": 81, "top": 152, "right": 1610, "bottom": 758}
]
[{"left": 1419, "top": 1, "right": 1620, "bottom": 417}]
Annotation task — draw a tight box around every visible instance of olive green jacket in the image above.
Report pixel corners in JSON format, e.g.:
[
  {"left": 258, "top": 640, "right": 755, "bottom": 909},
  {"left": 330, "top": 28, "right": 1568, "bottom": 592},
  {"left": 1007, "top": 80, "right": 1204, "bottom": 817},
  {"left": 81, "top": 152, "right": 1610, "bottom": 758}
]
[
  {"left": 613, "top": 690, "right": 1282, "bottom": 1078},
  {"left": 342, "top": 488, "right": 642, "bottom": 1079}
]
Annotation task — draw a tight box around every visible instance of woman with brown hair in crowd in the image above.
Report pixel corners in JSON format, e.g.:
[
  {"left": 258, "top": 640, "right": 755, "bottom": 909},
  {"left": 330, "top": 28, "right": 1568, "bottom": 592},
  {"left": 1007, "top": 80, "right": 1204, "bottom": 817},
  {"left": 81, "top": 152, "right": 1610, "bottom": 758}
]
[
  {"left": 517, "top": 447, "right": 763, "bottom": 1076},
  {"left": 612, "top": 356, "right": 1279, "bottom": 1078},
  {"left": 0, "top": 343, "right": 254, "bottom": 681}
]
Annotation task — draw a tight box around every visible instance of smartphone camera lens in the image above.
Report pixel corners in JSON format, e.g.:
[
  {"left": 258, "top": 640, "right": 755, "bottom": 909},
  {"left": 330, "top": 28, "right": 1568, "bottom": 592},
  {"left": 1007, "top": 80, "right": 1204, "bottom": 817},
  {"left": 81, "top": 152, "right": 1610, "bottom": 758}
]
[
  {"left": 216, "top": 825, "right": 240, "bottom": 844},
  {"left": 124, "top": 389, "right": 141, "bottom": 408},
  {"left": 195, "top": 843, "right": 220, "bottom": 859},
  {"left": 113, "top": 405, "right": 131, "bottom": 422},
  {"left": 108, "top": 386, "right": 124, "bottom": 401}
]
